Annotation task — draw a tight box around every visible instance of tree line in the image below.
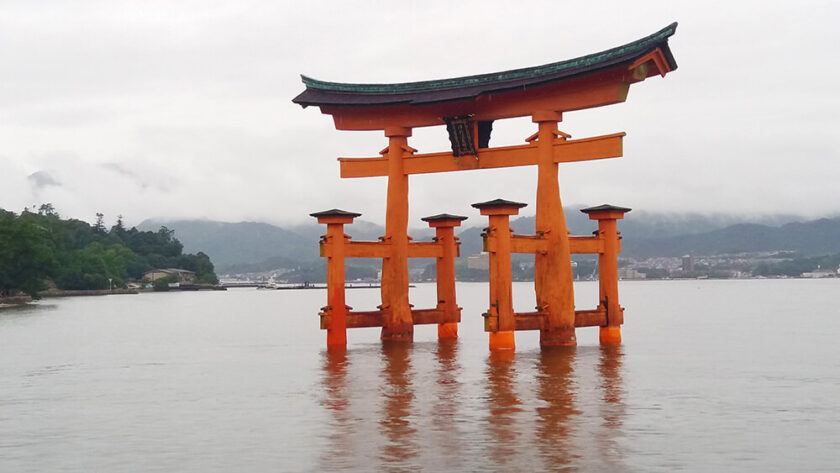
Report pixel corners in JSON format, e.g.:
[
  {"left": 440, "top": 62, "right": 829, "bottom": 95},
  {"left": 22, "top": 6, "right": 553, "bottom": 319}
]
[{"left": 0, "top": 204, "right": 218, "bottom": 297}]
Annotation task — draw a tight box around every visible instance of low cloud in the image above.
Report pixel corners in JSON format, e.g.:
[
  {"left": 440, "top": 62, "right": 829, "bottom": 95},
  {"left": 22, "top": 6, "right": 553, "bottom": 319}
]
[
  {"left": 1, "top": 1, "right": 838, "bottom": 226},
  {"left": 27, "top": 170, "right": 61, "bottom": 189}
]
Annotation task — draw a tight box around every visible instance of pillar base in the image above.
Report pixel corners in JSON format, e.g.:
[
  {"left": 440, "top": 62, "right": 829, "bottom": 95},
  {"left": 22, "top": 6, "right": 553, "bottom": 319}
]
[
  {"left": 437, "top": 323, "right": 458, "bottom": 339},
  {"left": 489, "top": 331, "right": 515, "bottom": 350},
  {"left": 489, "top": 349, "right": 515, "bottom": 362},
  {"left": 381, "top": 326, "right": 414, "bottom": 342},
  {"left": 325, "top": 344, "right": 348, "bottom": 357},
  {"left": 540, "top": 327, "right": 577, "bottom": 347},
  {"left": 599, "top": 326, "right": 622, "bottom": 346}
]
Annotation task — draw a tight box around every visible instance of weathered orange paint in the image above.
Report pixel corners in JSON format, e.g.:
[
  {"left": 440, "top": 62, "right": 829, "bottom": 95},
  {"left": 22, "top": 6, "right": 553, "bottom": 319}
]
[
  {"left": 341, "top": 241, "right": 391, "bottom": 259},
  {"left": 510, "top": 234, "right": 604, "bottom": 255},
  {"left": 314, "top": 214, "right": 357, "bottom": 346},
  {"left": 628, "top": 48, "right": 672, "bottom": 79},
  {"left": 599, "top": 326, "right": 622, "bottom": 346},
  {"left": 299, "top": 26, "right": 680, "bottom": 349},
  {"left": 381, "top": 129, "right": 414, "bottom": 342},
  {"left": 489, "top": 331, "right": 515, "bottom": 351},
  {"left": 533, "top": 115, "right": 576, "bottom": 347},
  {"left": 321, "top": 68, "right": 632, "bottom": 131},
  {"left": 584, "top": 208, "right": 630, "bottom": 346},
  {"left": 342, "top": 307, "right": 457, "bottom": 329},
  {"left": 511, "top": 308, "right": 609, "bottom": 331},
  {"left": 426, "top": 217, "right": 464, "bottom": 339},
  {"left": 329, "top": 240, "right": 444, "bottom": 259},
  {"left": 406, "top": 242, "right": 444, "bottom": 258},
  {"left": 338, "top": 132, "right": 624, "bottom": 178},
  {"left": 304, "top": 46, "right": 676, "bottom": 349},
  {"left": 477, "top": 203, "right": 522, "bottom": 350},
  {"left": 315, "top": 211, "right": 465, "bottom": 338}
]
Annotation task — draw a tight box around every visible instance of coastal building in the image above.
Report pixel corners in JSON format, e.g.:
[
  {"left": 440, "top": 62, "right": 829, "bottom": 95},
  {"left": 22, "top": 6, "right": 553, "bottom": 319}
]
[
  {"left": 681, "top": 254, "right": 695, "bottom": 272},
  {"left": 143, "top": 268, "right": 196, "bottom": 284},
  {"left": 618, "top": 267, "right": 646, "bottom": 280}
]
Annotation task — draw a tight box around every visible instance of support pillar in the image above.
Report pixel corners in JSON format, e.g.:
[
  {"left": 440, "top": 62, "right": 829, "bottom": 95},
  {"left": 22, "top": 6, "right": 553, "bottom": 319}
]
[
  {"left": 473, "top": 199, "right": 527, "bottom": 350},
  {"left": 581, "top": 205, "right": 631, "bottom": 345},
  {"left": 381, "top": 126, "right": 414, "bottom": 341},
  {"left": 532, "top": 111, "right": 576, "bottom": 347},
  {"left": 421, "top": 213, "right": 468, "bottom": 339},
  {"left": 311, "top": 209, "right": 361, "bottom": 347}
]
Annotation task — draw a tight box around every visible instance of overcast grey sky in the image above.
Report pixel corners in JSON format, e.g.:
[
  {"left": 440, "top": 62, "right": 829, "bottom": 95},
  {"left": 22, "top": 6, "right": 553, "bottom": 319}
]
[{"left": 1, "top": 0, "right": 838, "bottom": 227}]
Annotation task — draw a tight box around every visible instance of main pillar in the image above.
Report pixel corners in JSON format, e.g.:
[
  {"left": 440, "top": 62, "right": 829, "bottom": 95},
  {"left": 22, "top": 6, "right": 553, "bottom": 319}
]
[
  {"left": 582, "top": 205, "right": 630, "bottom": 345},
  {"left": 381, "top": 126, "right": 414, "bottom": 341},
  {"left": 532, "top": 112, "right": 576, "bottom": 347}
]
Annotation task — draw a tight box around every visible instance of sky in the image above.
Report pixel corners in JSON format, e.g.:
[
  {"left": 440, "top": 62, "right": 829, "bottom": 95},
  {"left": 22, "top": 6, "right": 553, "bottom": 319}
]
[{"left": 1, "top": 0, "right": 838, "bottom": 228}]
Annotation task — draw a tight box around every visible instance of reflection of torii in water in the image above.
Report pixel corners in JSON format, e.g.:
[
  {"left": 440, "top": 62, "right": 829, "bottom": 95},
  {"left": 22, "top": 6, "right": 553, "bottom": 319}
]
[{"left": 296, "top": 23, "right": 679, "bottom": 349}]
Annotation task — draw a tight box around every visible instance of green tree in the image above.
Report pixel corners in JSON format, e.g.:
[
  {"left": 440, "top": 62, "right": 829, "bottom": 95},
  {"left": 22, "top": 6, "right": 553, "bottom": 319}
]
[
  {"left": 121, "top": 226, "right": 183, "bottom": 258},
  {"left": 38, "top": 203, "right": 58, "bottom": 217},
  {"left": 110, "top": 214, "right": 127, "bottom": 239},
  {"left": 0, "top": 212, "right": 56, "bottom": 297},
  {"left": 94, "top": 213, "right": 106, "bottom": 233},
  {"left": 55, "top": 242, "right": 136, "bottom": 290}
]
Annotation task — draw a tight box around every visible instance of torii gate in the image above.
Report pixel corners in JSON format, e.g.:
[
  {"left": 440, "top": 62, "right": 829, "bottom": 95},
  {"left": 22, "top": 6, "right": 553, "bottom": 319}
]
[{"left": 294, "top": 23, "right": 678, "bottom": 349}]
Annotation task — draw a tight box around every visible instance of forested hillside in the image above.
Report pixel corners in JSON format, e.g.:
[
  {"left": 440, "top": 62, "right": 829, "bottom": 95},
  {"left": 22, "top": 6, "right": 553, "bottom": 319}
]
[{"left": 0, "top": 205, "right": 218, "bottom": 297}]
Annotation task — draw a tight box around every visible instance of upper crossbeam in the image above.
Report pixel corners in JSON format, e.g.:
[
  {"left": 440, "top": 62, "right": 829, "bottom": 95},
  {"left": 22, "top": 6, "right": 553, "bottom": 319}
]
[{"left": 339, "top": 132, "right": 625, "bottom": 178}]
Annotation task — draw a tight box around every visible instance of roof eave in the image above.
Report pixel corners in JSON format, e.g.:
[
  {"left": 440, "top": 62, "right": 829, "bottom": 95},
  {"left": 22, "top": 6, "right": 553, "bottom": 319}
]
[{"left": 292, "top": 22, "right": 678, "bottom": 108}]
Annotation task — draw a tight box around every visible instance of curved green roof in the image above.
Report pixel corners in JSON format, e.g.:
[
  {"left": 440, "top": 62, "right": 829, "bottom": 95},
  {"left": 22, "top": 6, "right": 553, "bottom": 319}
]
[{"left": 293, "top": 23, "right": 677, "bottom": 107}]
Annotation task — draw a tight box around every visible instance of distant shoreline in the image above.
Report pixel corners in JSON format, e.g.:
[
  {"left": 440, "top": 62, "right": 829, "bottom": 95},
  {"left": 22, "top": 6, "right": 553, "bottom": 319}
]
[
  {"left": 0, "top": 295, "right": 33, "bottom": 308},
  {"left": 40, "top": 288, "right": 140, "bottom": 298},
  {"left": 4, "top": 276, "right": 835, "bottom": 309}
]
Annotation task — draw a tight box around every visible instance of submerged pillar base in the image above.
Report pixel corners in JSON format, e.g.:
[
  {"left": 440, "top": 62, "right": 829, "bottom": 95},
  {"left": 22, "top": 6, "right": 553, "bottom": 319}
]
[
  {"left": 438, "top": 323, "right": 458, "bottom": 339},
  {"left": 381, "top": 323, "right": 414, "bottom": 342},
  {"left": 489, "top": 331, "right": 515, "bottom": 350},
  {"left": 325, "top": 344, "right": 348, "bottom": 356},
  {"left": 599, "top": 326, "right": 622, "bottom": 346},
  {"left": 540, "top": 327, "right": 577, "bottom": 347}
]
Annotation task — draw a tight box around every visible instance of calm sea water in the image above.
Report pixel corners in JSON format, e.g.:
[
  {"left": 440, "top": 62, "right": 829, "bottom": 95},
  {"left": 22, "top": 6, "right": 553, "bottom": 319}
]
[{"left": 2, "top": 280, "right": 839, "bottom": 472}]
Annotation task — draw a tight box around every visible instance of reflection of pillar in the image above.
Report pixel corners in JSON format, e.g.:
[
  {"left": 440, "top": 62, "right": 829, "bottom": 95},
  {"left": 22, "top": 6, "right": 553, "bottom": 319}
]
[
  {"left": 598, "top": 345, "right": 625, "bottom": 415},
  {"left": 421, "top": 214, "right": 467, "bottom": 339},
  {"left": 535, "top": 347, "right": 576, "bottom": 468},
  {"left": 379, "top": 343, "right": 417, "bottom": 467},
  {"left": 485, "top": 350, "right": 519, "bottom": 467},
  {"left": 431, "top": 342, "right": 462, "bottom": 466},
  {"left": 381, "top": 127, "right": 414, "bottom": 342},
  {"left": 320, "top": 348, "right": 352, "bottom": 471},
  {"left": 581, "top": 205, "right": 630, "bottom": 345},
  {"left": 596, "top": 345, "right": 626, "bottom": 471},
  {"left": 472, "top": 199, "right": 526, "bottom": 350},
  {"left": 533, "top": 111, "right": 576, "bottom": 348},
  {"left": 311, "top": 209, "right": 360, "bottom": 347}
]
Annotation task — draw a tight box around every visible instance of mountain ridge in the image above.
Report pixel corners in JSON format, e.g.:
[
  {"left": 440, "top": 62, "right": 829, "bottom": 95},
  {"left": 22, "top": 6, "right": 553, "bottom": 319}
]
[{"left": 140, "top": 212, "right": 840, "bottom": 273}]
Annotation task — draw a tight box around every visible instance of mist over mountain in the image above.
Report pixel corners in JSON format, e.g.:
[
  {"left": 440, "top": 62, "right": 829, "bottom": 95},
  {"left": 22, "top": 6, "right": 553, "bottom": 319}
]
[
  {"left": 141, "top": 211, "right": 838, "bottom": 274},
  {"left": 138, "top": 220, "right": 315, "bottom": 271},
  {"left": 622, "top": 218, "right": 840, "bottom": 258}
]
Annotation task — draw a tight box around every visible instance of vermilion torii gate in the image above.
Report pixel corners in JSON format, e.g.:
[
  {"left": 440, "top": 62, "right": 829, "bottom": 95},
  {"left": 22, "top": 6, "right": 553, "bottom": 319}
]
[{"left": 295, "top": 23, "right": 678, "bottom": 349}]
